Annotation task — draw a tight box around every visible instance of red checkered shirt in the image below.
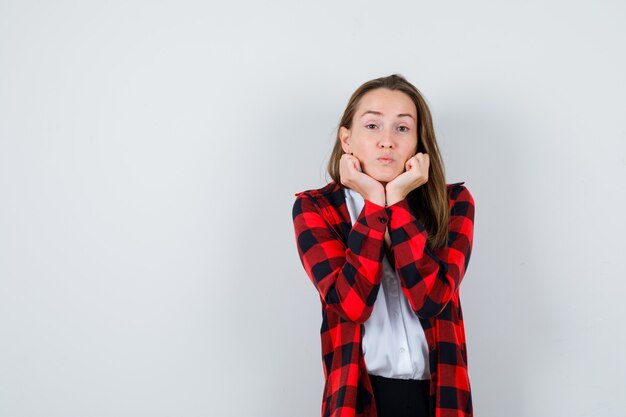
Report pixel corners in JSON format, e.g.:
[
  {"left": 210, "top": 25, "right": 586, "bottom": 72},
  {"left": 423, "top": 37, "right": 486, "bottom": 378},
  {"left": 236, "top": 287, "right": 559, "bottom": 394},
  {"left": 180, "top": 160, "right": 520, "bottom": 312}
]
[{"left": 292, "top": 180, "right": 475, "bottom": 417}]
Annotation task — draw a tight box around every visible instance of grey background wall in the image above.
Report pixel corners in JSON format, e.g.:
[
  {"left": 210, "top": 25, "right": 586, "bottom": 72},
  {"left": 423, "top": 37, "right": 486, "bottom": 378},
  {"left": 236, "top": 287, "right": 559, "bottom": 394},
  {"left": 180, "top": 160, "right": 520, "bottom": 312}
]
[{"left": 1, "top": 1, "right": 624, "bottom": 416}]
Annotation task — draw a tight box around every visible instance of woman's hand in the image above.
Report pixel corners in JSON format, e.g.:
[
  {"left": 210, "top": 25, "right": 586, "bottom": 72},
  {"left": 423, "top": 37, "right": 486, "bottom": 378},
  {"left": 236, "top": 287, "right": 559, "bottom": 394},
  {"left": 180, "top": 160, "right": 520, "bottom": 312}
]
[
  {"left": 386, "top": 153, "right": 429, "bottom": 205},
  {"left": 339, "top": 154, "right": 386, "bottom": 206}
]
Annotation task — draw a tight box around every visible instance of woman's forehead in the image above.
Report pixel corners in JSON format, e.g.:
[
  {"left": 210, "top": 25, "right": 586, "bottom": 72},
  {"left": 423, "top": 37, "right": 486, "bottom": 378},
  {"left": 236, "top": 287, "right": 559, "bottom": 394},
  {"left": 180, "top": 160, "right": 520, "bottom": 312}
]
[{"left": 356, "top": 89, "right": 417, "bottom": 118}]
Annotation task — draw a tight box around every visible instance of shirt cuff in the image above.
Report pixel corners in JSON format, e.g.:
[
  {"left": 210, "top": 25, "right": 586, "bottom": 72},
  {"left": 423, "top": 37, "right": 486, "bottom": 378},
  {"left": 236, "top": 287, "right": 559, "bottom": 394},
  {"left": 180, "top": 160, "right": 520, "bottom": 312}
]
[
  {"left": 387, "top": 198, "right": 417, "bottom": 230},
  {"left": 355, "top": 199, "right": 390, "bottom": 233}
]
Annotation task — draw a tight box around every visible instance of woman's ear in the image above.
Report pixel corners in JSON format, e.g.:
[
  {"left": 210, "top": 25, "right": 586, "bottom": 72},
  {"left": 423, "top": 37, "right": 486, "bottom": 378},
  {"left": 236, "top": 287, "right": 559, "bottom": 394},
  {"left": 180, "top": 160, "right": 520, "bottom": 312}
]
[{"left": 339, "top": 127, "right": 351, "bottom": 153}]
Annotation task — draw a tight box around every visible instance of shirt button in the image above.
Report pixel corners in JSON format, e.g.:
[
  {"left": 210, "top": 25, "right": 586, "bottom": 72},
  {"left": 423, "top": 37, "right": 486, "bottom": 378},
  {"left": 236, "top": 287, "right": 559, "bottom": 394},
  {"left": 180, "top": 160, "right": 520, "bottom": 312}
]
[
  {"left": 429, "top": 345, "right": 435, "bottom": 351},
  {"left": 378, "top": 217, "right": 387, "bottom": 224},
  {"left": 399, "top": 347, "right": 405, "bottom": 353}
]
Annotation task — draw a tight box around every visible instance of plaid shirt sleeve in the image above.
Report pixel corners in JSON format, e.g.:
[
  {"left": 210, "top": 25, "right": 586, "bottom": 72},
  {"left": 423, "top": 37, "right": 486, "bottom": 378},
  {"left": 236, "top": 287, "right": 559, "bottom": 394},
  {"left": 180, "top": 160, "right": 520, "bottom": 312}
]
[
  {"left": 388, "top": 185, "right": 475, "bottom": 318},
  {"left": 292, "top": 193, "right": 389, "bottom": 323}
]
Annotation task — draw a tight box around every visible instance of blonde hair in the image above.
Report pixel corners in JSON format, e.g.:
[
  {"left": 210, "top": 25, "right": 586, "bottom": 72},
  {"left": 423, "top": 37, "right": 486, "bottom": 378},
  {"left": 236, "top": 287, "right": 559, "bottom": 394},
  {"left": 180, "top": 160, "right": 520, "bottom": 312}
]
[{"left": 327, "top": 74, "right": 449, "bottom": 249}]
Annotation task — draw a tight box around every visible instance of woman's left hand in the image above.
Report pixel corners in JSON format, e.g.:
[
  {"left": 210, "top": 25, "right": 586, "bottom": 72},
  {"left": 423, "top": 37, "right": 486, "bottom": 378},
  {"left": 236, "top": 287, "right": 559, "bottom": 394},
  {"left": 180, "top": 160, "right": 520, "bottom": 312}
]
[{"left": 386, "top": 153, "right": 429, "bottom": 205}]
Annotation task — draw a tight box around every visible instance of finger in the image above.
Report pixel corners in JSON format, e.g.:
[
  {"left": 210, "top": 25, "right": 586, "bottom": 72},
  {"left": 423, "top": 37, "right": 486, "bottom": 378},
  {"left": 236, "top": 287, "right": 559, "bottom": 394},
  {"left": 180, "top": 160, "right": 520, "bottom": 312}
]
[
  {"left": 344, "top": 154, "right": 357, "bottom": 169},
  {"left": 344, "top": 154, "right": 360, "bottom": 171},
  {"left": 354, "top": 158, "right": 363, "bottom": 172}
]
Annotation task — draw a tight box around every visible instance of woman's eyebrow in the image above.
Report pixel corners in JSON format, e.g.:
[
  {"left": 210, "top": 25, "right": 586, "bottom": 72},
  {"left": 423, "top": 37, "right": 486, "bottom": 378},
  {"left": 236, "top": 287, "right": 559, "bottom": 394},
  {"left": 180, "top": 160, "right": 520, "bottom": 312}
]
[{"left": 359, "top": 110, "right": 415, "bottom": 121}]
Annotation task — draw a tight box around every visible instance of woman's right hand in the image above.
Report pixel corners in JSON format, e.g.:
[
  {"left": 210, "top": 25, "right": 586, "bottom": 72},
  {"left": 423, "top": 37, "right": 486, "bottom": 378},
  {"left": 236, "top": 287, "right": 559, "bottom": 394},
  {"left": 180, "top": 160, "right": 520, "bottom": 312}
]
[{"left": 339, "top": 154, "right": 386, "bottom": 206}]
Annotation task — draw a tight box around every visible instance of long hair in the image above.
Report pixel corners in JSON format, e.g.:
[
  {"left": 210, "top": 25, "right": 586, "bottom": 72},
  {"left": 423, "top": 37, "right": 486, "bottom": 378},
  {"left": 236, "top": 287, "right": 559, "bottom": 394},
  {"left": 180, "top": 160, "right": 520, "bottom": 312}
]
[{"left": 327, "top": 74, "right": 449, "bottom": 250}]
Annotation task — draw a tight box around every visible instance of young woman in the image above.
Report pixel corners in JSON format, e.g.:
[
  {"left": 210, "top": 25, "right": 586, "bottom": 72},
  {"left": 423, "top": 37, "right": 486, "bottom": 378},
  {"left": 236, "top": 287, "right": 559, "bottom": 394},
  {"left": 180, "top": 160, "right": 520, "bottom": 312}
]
[{"left": 292, "top": 74, "right": 475, "bottom": 417}]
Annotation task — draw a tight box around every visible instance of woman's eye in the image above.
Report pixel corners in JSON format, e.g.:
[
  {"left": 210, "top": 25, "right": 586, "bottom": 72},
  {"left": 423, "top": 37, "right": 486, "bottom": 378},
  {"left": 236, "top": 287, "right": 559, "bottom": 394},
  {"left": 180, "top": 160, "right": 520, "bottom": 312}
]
[
  {"left": 366, "top": 124, "right": 377, "bottom": 129},
  {"left": 397, "top": 126, "right": 409, "bottom": 132}
]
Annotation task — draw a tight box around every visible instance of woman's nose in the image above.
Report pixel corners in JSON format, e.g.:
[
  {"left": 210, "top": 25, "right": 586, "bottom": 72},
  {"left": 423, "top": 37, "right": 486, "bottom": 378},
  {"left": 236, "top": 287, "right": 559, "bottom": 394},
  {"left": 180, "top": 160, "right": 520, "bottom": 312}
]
[{"left": 378, "top": 130, "right": 394, "bottom": 148}]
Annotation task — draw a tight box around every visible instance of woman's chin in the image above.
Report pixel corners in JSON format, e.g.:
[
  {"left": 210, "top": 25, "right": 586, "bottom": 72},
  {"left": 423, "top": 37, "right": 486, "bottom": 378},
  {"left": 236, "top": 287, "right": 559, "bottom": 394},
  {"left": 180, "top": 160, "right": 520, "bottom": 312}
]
[{"left": 368, "top": 170, "right": 401, "bottom": 184}]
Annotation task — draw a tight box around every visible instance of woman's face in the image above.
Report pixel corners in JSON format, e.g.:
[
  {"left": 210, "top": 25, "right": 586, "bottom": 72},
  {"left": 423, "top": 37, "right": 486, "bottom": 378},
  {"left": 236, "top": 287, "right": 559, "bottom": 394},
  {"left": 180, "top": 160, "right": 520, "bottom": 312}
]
[{"left": 340, "top": 88, "right": 418, "bottom": 185}]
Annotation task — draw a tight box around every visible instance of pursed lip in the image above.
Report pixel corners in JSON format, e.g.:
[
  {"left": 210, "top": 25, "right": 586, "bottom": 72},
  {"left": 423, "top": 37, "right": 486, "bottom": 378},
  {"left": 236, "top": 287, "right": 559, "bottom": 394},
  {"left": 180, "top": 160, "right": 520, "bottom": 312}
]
[{"left": 377, "top": 156, "right": 394, "bottom": 163}]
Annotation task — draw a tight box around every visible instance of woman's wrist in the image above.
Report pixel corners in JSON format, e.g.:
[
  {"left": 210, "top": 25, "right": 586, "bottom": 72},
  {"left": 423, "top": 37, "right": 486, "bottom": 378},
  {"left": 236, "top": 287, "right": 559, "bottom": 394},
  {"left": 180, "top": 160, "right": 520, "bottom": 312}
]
[
  {"left": 385, "top": 192, "right": 406, "bottom": 206},
  {"left": 364, "top": 194, "right": 386, "bottom": 207}
]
